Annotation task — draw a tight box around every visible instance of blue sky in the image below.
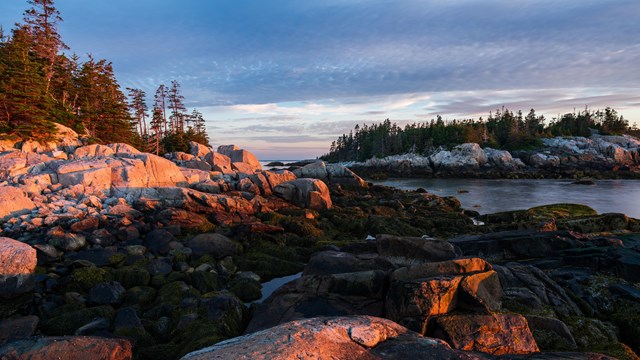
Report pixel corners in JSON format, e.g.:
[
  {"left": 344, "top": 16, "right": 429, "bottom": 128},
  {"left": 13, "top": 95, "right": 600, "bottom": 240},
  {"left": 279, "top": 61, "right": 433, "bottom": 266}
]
[{"left": 2, "top": 0, "right": 639, "bottom": 159}]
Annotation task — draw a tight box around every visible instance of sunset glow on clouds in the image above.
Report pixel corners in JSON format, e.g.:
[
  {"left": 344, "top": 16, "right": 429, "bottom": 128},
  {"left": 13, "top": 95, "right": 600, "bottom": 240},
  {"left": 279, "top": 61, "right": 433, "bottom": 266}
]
[{"left": 1, "top": 0, "right": 639, "bottom": 159}]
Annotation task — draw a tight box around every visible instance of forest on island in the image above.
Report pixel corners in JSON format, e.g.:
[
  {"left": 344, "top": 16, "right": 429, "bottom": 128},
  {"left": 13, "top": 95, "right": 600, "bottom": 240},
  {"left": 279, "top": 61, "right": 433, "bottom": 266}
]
[
  {"left": 0, "top": 0, "right": 208, "bottom": 154},
  {"left": 321, "top": 107, "right": 635, "bottom": 162}
]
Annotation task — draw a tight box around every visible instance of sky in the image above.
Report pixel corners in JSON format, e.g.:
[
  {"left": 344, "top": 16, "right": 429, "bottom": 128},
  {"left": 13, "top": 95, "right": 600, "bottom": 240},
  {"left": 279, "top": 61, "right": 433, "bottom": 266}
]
[{"left": 1, "top": 0, "right": 639, "bottom": 159}]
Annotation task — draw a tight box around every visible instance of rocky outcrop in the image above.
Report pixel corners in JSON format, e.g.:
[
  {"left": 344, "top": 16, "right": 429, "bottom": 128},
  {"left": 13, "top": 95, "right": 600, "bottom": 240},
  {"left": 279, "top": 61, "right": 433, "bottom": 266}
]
[
  {"left": 347, "top": 134, "right": 640, "bottom": 179},
  {"left": 182, "top": 316, "right": 485, "bottom": 360},
  {"left": 293, "top": 161, "right": 367, "bottom": 187}
]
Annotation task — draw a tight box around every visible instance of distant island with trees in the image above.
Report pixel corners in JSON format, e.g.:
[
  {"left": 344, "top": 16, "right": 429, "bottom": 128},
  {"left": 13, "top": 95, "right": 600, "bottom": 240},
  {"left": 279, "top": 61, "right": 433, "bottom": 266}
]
[
  {"left": 321, "top": 107, "right": 636, "bottom": 163},
  {"left": 0, "top": 0, "right": 209, "bottom": 155}
]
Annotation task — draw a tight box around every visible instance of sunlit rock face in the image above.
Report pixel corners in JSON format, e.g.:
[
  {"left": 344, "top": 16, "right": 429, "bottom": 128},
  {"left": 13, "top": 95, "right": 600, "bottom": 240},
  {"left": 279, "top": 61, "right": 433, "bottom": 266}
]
[
  {"left": 0, "top": 336, "right": 133, "bottom": 360},
  {"left": 181, "top": 316, "right": 485, "bottom": 360},
  {"left": 217, "top": 144, "right": 262, "bottom": 174},
  {"left": 0, "top": 187, "right": 36, "bottom": 220}
]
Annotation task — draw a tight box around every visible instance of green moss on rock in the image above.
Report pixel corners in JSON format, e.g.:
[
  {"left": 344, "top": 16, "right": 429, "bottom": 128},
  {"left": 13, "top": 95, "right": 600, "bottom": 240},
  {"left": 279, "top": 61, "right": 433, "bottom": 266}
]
[{"left": 71, "top": 267, "right": 112, "bottom": 291}]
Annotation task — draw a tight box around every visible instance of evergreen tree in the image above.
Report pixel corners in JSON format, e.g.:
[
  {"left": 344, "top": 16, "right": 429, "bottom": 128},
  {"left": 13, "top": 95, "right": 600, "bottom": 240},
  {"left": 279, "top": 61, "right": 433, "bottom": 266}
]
[
  {"left": 127, "top": 87, "right": 148, "bottom": 137},
  {"left": 167, "top": 80, "right": 186, "bottom": 133},
  {"left": 0, "top": 25, "right": 54, "bottom": 138},
  {"left": 23, "top": 0, "right": 67, "bottom": 95}
]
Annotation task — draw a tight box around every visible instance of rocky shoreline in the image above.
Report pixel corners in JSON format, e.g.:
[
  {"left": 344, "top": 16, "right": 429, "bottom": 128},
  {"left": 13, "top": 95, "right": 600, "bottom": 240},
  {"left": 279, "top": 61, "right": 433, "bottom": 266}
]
[
  {"left": 346, "top": 134, "right": 640, "bottom": 179},
  {"left": 0, "top": 125, "right": 639, "bottom": 360}
]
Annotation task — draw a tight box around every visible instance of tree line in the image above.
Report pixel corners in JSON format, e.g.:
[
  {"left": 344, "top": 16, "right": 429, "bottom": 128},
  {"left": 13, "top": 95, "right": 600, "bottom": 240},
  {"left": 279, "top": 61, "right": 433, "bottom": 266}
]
[
  {"left": 321, "top": 107, "right": 632, "bottom": 162},
  {"left": 0, "top": 0, "right": 209, "bottom": 154}
]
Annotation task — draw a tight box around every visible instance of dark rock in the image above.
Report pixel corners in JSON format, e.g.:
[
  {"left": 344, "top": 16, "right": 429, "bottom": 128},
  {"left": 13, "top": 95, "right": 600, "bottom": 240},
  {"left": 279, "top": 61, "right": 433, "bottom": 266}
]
[
  {"left": 229, "top": 276, "right": 262, "bottom": 302},
  {"left": 303, "top": 250, "right": 395, "bottom": 276},
  {"left": 246, "top": 270, "right": 387, "bottom": 333},
  {"left": 185, "top": 233, "right": 240, "bottom": 259},
  {"left": 74, "top": 317, "right": 110, "bottom": 336},
  {"left": 147, "top": 258, "right": 173, "bottom": 277},
  {"left": 189, "top": 271, "right": 219, "bottom": 294},
  {"left": 376, "top": 234, "right": 460, "bottom": 266},
  {"left": 495, "top": 263, "right": 582, "bottom": 317},
  {"left": 112, "top": 266, "right": 151, "bottom": 289},
  {"left": 526, "top": 316, "right": 577, "bottom": 350},
  {"left": 144, "top": 229, "right": 176, "bottom": 255},
  {"left": 89, "top": 281, "right": 126, "bottom": 305},
  {"left": 0, "top": 315, "right": 39, "bottom": 344}
]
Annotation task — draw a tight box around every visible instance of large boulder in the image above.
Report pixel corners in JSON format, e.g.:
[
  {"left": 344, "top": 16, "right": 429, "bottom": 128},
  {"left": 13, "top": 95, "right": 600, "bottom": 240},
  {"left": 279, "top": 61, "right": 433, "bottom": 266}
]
[
  {"left": 182, "top": 316, "right": 484, "bottom": 360},
  {"left": 204, "top": 152, "right": 233, "bottom": 174},
  {"left": 385, "top": 258, "right": 502, "bottom": 334},
  {"left": 217, "top": 145, "right": 262, "bottom": 173},
  {"left": 431, "top": 313, "right": 539, "bottom": 355},
  {"left": 0, "top": 336, "right": 133, "bottom": 360},
  {"left": 0, "top": 237, "right": 37, "bottom": 297},
  {"left": 111, "top": 154, "right": 187, "bottom": 190},
  {"left": 273, "top": 178, "right": 332, "bottom": 210},
  {"left": 0, "top": 187, "right": 36, "bottom": 221},
  {"left": 188, "top": 141, "right": 211, "bottom": 158}
]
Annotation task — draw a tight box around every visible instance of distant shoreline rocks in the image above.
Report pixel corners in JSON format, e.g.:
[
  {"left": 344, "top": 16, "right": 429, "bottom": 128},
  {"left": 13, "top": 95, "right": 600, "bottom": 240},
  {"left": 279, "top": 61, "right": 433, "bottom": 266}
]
[{"left": 344, "top": 134, "right": 640, "bottom": 180}]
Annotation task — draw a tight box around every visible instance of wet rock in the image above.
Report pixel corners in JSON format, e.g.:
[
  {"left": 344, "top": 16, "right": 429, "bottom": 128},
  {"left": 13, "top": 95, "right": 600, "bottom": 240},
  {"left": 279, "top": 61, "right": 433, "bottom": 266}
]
[
  {"left": 376, "top": 234, "right": 460, "bottom": 266},
  {"left": 89, "top": 281, "right": 126, "bottom": 305},
  {"left": 0, "top": 336, "right": 133, "bottom": 360},
  {"left": 185, "top": 233, "right": 240, "bottom": 259},
  {"left": 144, "top": 229, "right": 176, "bottom": 255},
  {"left": 246, "top": 270, "right": 388, "bottom": 332},
  {"left": 430, "top": 313, "right": 539, "bottom": 355},
  {"left": 526, "top": 316, "right": 577, "bottom": 350},
  {"left": 0, "top": 315, "right": 39, "bottom": 345},
  {"left": 495, "top": 263, "right": 582, "bottom": 317},
  {"left": 303, "top": 250, "right": 395, "bottom": 276}
]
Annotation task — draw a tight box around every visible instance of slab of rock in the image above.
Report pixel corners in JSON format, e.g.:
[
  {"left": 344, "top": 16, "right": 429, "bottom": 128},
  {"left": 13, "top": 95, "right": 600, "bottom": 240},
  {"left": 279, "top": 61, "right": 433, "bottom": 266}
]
[
  {"left": 430, "top": 313, "right": 539, "bottom": 355},
  {"left": 0, "top": 187, "right": 36, "bottom": 221},
  {"left": 183, "top": 316, "right": 479, "bottom": 360},
  {"left": 0, "top": 336, "right": 132, "bottom": 360},
  {"left": 73, "top": 144, "right": 115, "bottom": 158},
  {"left": 376, "top": 234, "right": 460, "bottom": 266},
  {"left": 106, "top": 143, "right": 141, "bottom": 156},
  {"left": 273, "top": 178, "right": 332, "bottom": 210}
]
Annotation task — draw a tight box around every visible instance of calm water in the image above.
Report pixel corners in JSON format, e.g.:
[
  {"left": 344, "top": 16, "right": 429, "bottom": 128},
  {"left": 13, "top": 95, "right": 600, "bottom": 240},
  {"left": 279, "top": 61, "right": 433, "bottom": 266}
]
[{"left": 374, "top": 178, "right": 640, "bottom": 219}]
